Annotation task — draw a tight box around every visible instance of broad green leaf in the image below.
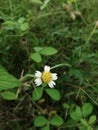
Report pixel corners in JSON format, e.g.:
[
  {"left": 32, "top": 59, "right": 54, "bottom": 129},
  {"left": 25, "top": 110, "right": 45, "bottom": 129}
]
[
  {"left": 33, "top": 47, "right": 43, "bottom": 52},
  {"left": 87, "top": 126, "right": 93, "bottom": 130},
  {"left": 3, "top": 21, "right": 17, "bottom": 30},
  {"left": 88, "top": 115, "right": 96, "bottom": 124},
  {"left": 20, "top": 22, "right": 29, "bottom": 31},
  {"left": 0, "top": 65, "right": 21, "bottom": 91},
  {"left": 82, "top": 103, "right": 93, "bottom": 117},
  {"left": 32, "top": 87, "right": 43, "bottom": 100},
  {"left": 41, "top": 126, "right": 50, "bottom": 130},
  {"left": 80, "top": 119, "right": 88, "bottom": 126},
  {"left": 70, "top": 106, "right": 82, "bottom": 121},
  {"left": 0, "top": 91, "right": 17, "bottom": 100},
  {"left": 30, "top": 53, "right": 42, "bottom": 63},
  {"left": 40, "top": 47, "right": 57, "bottom": 56},
  {"left": 45, "top": 88, "right": 60, "bottom": 101},
  {"left": 30, "top": 0, "right": 43, "bottom": 5},
  {"left": 34, "top": 116, "right": 48, "bottom": 127},
  {"left": 18, "top": 17, "right": 25, "bottom": 24},
  {"left": 3, "top": 21, "right": 16, "bottom": 26},
  {"left": 50, "top": 114, "right": 63, "bottom": 126}
]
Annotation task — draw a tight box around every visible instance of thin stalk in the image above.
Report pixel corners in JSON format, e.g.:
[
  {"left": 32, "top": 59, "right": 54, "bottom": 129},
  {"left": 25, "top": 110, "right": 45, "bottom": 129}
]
[{"left": 84, "top": 24, "right": 97, "bottom": 48}]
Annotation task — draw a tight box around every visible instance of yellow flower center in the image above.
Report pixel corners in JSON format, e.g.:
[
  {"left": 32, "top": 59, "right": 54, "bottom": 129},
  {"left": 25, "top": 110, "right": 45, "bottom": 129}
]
[{"left": 42, "top": 71, "right": 52, "bottom": 83}]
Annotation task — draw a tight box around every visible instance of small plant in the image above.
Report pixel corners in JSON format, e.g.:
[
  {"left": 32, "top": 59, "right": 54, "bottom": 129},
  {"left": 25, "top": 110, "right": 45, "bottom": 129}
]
[
  {"left": 69, "top": 103, "right": 96, "bottom": 130},
  {"left": 30, "top": 46, "right": 57, "bottom": 63},
  {"left": 0, "top": 0, "right": 98, "bottom": 129}
]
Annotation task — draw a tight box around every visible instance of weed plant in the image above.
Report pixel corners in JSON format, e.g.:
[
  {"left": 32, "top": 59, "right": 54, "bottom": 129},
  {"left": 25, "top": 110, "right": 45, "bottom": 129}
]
[{"left": 0, "top": 0, "right": 98, "bottom": 130}]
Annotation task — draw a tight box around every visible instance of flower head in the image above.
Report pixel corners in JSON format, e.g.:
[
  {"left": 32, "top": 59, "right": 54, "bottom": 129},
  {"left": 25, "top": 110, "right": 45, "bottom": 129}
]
[{"left": 34, "top": 65, "right": 58, "bottom": 88}]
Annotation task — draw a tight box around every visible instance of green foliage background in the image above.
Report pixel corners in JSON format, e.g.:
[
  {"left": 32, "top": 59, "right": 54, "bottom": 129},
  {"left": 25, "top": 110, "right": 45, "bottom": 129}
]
[{"left": 0, "top": 0, "right": 98, "bottom": 129}]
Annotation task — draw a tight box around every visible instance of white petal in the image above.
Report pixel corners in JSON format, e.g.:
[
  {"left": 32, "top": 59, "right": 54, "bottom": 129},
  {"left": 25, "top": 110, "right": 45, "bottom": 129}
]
[
  {"left": 48, "top": 80, "right": 56, "bottom": 88},
  {"left": 34, "top": 78, "right": 42, "bottom": 86},
  {"left": 35, "top": 71, "right": 42, "bottom": 78},
  {"left": 52, "top": 73, "right": 58, "bottom": 80},
  {"left": 44, "top": 65, "right": 50, "bottom": 72}
]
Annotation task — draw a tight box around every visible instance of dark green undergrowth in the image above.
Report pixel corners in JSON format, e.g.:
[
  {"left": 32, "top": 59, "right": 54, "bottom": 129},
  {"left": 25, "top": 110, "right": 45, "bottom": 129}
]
[{"left": 0, "top": 0, "right": 98, "bottom": 130}]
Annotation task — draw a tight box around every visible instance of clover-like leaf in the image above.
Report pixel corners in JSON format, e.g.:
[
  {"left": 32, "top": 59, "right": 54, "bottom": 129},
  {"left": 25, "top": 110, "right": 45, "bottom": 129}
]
[
  {"left": 45, "top": 88, "right": 60, "bottom": 101},
  {"left": 34, "top": 116, "right": 48, "bottom": 127}
]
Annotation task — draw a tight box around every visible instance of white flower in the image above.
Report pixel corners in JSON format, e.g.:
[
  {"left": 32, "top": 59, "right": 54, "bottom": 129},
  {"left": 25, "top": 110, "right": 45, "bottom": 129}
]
[{"left": 34, "top": 65, "right": 58, "bottom": 88}]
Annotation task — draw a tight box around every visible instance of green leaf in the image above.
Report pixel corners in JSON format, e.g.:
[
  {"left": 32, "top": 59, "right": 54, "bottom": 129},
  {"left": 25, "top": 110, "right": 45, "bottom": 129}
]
[
  {"left": 70, "top": 106, "right": 82, "bottom": 121},
  {"left": 41, "top": 126, "right": 50, "bottom": 130},
  {"left": 32, "top": 87, "right": 43, "bottom": 101},
  {"left": 3, "top": 21, "right": 16, "bottom": 26},
  {"left": 0, "top": 91, "right": 17, "bottom": 100},
  {"left": 30, "top": 53, "right": 42, "bottom": 63},
  {"left": 40, "top": 47, "right": 57, "bottom": 56},
  {"left": 79, "top": 125, "right": 88, "bottom": 130},
  {"left": 20, "top": 22, "right": 29, "bottom": 31},
  {"left": 82, "top": 103, "right": 93, "bottom": 117},
  {"left": 88, "top": 126, "right": 93, "bottom": 130},
  {"left": 63, "top": 103, "right": 70, "bottom": 109},
  {"left": 0, "top": 65, "right": 21, "bottom": 91},
  {"left": 50, "top": 114, "right": 63, "bottom": 126},
  {"left": 80, "top": 119, "right": 88, "bottom": 126},
  {"left": 88, "top": 115, "right": 96, "bottom": 124},
  {"left": 33, "top": 47, "right": 43, "bottom": 52},
  {"left": 68, "top": 0, "right": 77, "bottom": 2},
  {"left": 30, "top": 0, "right": 43, "bottom": 5},
  {"left": 34, "top": 116, "right": 48, "bottom": 127},
  {"left": 45, "top": 88, "right": 60, "bottom": 101},
  {"left": 3, "top": 21, "right": 17, "bottom": 30},
  {"left": 40, "top": 0, "right": 50, "bottom": 10},
  {"left": 18, "top": 17, "right": 25, "bottom": 24}
]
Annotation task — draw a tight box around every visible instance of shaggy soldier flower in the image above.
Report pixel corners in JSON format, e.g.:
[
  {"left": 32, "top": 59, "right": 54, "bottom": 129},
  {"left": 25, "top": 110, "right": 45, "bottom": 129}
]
[{"left": 34, "top": 65, "right": 58, "bottom": 88}]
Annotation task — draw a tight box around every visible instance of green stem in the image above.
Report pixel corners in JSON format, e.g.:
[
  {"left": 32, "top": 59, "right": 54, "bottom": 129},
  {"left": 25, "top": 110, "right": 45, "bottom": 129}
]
[
  {"left": 84, "top": 24, "right": 97, "bottom": 47},
  {"left": 20, "top": 74, "right": 35, "bottom": 81},
  {"left": 51, "top": 63, "right": 71, "bottom": 70},
  {"left": 75, "top": 1, "right": 78, "bottom": 11}
]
